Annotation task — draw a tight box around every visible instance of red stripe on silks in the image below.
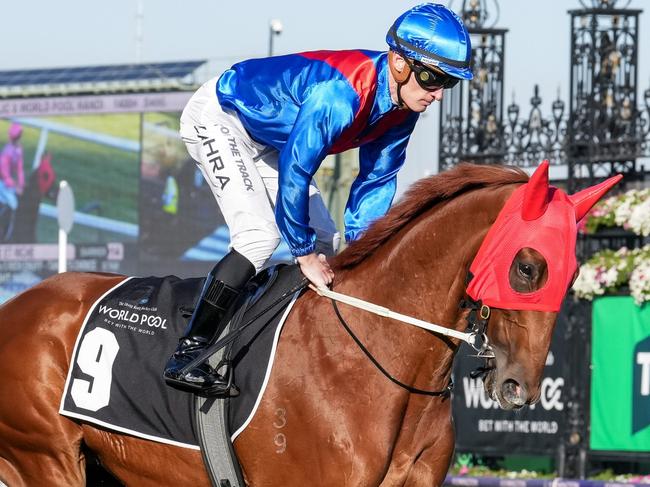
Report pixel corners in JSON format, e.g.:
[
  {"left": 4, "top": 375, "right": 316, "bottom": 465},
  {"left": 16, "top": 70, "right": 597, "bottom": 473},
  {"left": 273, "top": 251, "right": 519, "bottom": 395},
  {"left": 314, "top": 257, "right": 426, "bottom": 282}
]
[
  {"left": 299, "top": 50, "right": 377, "bottom": 153},
  {"left": 332, "top": 108, "right": 411, "bottom": 154},
  {"left": 299, "top": 50, "right": 375, "bottom": 100}
]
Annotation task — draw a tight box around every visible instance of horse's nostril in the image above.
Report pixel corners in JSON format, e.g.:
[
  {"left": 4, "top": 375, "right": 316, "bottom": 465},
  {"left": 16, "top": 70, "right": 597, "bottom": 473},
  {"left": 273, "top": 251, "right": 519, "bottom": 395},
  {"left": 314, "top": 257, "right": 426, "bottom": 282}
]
[{"left": 501, "top": 379, "right": 525, "bottom": 406}]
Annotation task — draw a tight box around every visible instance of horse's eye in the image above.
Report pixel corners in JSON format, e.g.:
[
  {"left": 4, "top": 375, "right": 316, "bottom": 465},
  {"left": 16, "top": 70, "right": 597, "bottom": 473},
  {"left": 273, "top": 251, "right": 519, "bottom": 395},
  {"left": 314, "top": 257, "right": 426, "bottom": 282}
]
[
  {"left": 518, "top": 263, "right": 534, "bottom": 279},
  {"left": 509, "top": 248, "right": 548, "bottom": 292}
]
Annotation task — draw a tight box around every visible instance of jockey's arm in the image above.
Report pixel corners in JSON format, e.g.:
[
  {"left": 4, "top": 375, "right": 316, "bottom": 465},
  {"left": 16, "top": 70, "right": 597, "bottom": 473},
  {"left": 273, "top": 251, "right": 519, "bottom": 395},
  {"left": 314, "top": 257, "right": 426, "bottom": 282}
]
[
  {"left": 275, "top": 81, "right": 356, "bottom": 258},
  {"left": 344, "top": 112, "right": 419, "bottom": 242}
]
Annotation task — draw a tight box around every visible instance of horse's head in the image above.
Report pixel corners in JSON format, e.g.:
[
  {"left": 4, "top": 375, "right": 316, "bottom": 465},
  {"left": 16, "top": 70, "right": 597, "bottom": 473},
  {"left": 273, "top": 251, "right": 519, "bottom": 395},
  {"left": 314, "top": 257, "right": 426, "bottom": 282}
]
[{"left": 466, "top": 161, "right": 621, "bottom": 410}]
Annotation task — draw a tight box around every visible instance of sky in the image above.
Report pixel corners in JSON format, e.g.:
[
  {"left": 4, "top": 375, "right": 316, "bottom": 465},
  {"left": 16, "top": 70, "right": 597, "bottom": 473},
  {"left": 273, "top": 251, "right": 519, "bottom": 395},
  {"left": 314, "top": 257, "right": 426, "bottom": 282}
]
[{"left": 2, "top": 0, "right": 650, "bottom": 192}]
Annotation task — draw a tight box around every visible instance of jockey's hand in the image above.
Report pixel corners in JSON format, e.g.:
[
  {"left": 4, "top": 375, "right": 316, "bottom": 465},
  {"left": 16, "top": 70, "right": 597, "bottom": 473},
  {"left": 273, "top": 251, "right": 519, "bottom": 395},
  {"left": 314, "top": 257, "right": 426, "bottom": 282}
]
[{"left": 296, "top": 252, "right": 334, "bottom": 289}]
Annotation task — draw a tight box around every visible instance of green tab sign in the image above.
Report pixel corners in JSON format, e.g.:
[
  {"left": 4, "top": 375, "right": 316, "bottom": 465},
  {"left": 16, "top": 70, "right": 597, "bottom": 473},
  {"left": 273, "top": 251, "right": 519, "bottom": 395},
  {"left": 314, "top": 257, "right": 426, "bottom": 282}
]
[{"left": 590, "top": 296, "right": 650, "bottom": 451}]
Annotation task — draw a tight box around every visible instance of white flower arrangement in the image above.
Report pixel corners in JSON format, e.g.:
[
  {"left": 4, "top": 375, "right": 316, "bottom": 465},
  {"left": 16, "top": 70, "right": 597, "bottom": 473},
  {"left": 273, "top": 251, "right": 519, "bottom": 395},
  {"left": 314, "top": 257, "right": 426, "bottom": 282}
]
[
  {"left": 629, "top": 256, "right": 650, "bottom": 305},
  {"left": 572, "top": 245, "right": 650, "bottom": 305},
  {"left": 581, "top": 188, "right": 650, "bottom": 236},
  {"left": 627, "top": 196, "right": 650, "bottom": 237},
  {"left": 574, "top": 186, "right": 650, "bottom": 305}
]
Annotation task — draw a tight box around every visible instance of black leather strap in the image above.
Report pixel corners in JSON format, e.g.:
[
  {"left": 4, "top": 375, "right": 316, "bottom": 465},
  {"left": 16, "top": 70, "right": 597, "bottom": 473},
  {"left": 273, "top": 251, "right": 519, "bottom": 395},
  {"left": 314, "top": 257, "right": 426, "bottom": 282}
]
[{"left": 331, "top": 299, "right": 453, "bottom": 397}]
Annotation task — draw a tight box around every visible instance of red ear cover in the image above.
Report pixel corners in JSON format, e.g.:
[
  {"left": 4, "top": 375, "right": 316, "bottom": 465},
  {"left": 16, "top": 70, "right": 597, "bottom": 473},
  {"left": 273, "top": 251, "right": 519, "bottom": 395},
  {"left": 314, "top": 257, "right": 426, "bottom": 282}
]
[
  {"left": 521, "top": 160, "right": 550, "bottom": 221},
  {"left": 569, "top": 174, "right": 624, "bottom": 222}
]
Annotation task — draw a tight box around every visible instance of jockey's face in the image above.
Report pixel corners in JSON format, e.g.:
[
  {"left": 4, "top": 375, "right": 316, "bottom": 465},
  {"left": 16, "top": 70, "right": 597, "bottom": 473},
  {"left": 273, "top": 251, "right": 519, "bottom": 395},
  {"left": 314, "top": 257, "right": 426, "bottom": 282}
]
[
  {"left": 389, "top": 53, "right": 445, "bottom": 112},
  {"left": 401, "top": 68, "right": 444, "bottom": 112}
]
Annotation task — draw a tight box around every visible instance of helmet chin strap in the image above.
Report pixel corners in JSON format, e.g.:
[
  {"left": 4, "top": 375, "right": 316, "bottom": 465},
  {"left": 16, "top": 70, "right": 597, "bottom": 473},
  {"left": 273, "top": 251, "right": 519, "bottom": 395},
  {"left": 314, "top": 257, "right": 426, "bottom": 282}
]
[{"left": 388, "top": 51, "right": 411, "bottom": 110}]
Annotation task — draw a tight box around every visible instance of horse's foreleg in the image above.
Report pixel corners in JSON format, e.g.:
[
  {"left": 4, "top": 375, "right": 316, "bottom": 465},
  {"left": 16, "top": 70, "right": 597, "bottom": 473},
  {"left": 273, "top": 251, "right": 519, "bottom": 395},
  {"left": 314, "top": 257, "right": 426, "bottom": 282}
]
[
  {"left": 0, "top": 457, "right": 22, "bottom": 487},
  {"left": 401, "top": 421, "right": 455, "bottom": 487},
  {"left": 401, "top": 443, "right": 454, "bottom": 487},
  {"left": 380, "top": 401, "right": 455, "bottom": 487}
]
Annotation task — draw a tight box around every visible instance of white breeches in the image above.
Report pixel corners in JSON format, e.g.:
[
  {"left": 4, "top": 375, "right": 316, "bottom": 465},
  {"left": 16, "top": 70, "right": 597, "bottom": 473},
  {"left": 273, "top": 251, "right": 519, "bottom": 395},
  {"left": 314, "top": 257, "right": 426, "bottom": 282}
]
[{"left": 179, "top": 77, "right": 340, "bottom": 272}]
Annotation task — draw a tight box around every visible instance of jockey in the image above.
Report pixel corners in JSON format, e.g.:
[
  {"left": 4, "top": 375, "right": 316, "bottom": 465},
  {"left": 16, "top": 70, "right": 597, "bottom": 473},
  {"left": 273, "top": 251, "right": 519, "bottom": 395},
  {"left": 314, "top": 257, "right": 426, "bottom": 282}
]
[
  {"left": 163, "top": 3, "right": 473, "bottom": 395},
  {"left": 0, "top": 123, "right": 25, "bottom": 212}
]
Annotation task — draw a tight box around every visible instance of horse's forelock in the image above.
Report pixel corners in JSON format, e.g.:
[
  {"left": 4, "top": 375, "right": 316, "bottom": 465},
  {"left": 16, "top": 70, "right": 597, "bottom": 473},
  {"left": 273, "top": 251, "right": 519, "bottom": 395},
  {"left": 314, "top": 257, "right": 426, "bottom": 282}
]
[{"left": 332, "top": 163, "right": 529, "bottom": 270}]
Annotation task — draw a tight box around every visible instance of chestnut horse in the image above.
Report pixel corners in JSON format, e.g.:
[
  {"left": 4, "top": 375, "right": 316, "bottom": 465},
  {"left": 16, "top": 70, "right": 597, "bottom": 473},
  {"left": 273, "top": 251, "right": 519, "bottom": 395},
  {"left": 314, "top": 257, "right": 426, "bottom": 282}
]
[{"left": 0, "top": 164, "right": 607, "bottom": 486}]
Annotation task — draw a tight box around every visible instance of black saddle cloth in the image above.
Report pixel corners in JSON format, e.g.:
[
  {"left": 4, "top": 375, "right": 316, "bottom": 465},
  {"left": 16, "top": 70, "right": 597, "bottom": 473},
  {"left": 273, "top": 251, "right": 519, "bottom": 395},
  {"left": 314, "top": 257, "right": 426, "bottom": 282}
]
[{"left": 59, "top": 264, "right": 306, "bottom": 447}]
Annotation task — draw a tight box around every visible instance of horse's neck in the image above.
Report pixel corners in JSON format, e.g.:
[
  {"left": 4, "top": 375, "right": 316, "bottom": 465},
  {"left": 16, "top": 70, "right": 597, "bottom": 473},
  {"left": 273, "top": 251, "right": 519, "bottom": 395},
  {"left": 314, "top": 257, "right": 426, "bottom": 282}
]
[{"left": 334, "top": 187, "right": 506, "bottom": 391}]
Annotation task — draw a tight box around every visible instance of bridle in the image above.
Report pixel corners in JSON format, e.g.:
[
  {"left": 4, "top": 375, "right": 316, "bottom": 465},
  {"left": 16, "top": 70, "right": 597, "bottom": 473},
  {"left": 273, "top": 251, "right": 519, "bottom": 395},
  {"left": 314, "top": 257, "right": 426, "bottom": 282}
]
[
  {"left": 311, "top": 283, "right": 495, "bottom": 397},
  {"left": 460, "top": 270, "right": 493, "bottom": 358},
  {"left": 460, "top": 292, "right": 497, "bottom": 380}
]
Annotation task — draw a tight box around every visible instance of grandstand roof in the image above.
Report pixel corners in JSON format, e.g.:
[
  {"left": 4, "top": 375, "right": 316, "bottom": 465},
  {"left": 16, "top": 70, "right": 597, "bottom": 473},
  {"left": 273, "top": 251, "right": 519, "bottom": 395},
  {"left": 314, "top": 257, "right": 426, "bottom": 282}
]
[{"left": 0, "top": 60, "right": 207, "bottom": 98}]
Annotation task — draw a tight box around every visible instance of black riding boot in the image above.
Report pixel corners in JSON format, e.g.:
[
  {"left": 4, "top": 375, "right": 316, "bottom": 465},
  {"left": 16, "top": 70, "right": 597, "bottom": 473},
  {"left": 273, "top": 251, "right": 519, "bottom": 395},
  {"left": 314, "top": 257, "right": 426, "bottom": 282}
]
[{"left": 163, "top": 249, "right": 255, "bottom": 395}]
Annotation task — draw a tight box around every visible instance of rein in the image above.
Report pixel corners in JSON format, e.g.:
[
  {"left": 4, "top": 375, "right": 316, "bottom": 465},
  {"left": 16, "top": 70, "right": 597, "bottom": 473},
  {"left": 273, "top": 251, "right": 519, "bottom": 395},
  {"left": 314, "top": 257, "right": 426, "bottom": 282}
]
[
  {"left": 310, "top": 285, "right": 494, "bottom": 397},
  {"left": 309, "top": 285, "right": 491, "bottom": 353}
]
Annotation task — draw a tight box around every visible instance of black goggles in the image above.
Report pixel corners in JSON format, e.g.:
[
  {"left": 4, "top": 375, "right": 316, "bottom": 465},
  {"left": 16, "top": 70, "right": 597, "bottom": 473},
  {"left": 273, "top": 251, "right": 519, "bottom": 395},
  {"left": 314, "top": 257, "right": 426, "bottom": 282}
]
[
  {"left": 403, "top": 57, "right": 460, "bottom": 91},
  {"left": 389, "top": 26, "right": 462, "bottom": 91}
]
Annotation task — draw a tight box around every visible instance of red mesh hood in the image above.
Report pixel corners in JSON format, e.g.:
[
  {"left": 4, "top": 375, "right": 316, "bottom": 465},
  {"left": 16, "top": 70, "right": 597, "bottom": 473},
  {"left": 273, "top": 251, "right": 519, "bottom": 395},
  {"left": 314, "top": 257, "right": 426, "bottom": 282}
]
[{"left": 466, "top": 161, "right": 622, "bottom": 312}]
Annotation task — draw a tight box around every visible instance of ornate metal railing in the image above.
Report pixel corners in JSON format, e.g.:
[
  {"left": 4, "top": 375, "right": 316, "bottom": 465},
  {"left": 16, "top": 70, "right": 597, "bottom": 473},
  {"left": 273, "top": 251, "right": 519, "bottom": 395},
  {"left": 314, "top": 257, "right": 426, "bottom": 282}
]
[
  {"left": 502, "top": 86, "right": 568, "bottom": 167},
  {"left": 440, "top": 0, "right": 650, "bottom": 187}
]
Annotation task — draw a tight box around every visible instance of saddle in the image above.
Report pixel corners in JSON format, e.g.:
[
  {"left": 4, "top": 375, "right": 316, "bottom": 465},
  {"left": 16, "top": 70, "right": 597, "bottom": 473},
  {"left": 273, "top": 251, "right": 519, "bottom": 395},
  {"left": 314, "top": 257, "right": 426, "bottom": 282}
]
[
  {"left": 194, "top": 263, "right": 307, "bottom": 487},
  {"left": 182, "top": 263, "right": 307, "bottom": 395}
]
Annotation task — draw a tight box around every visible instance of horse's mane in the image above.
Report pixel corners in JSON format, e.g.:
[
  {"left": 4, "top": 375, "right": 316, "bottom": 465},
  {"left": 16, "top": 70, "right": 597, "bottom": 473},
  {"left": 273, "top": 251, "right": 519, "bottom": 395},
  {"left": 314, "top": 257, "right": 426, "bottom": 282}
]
[{"left": 332, "top": 163, "right": 529, "bottom": 270}]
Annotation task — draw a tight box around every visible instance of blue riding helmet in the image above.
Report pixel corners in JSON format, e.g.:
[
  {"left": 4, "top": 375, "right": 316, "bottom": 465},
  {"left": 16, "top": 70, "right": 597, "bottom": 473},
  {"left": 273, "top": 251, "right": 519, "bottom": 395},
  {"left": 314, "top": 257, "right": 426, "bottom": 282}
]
[{"left": 386, "top": 3, "right": 473, "bottom": 80}]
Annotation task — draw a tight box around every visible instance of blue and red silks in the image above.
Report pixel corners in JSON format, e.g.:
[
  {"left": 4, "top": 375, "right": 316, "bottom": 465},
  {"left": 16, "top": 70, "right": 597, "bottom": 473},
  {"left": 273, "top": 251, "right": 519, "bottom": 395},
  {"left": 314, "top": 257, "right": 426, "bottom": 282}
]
[{"left": 216, "top": 50, "right": 418, "bottom": 255}]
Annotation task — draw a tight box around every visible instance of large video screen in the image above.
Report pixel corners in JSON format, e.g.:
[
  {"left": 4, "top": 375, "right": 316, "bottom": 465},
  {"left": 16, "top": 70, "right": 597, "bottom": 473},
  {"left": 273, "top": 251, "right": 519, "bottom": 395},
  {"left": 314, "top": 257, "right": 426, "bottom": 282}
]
[
  {"left": 0, "top": 93, "right": 297, "bottom": 303},
  {"left": 0, "top": 113, "right": 140, "bottom": 302}
]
